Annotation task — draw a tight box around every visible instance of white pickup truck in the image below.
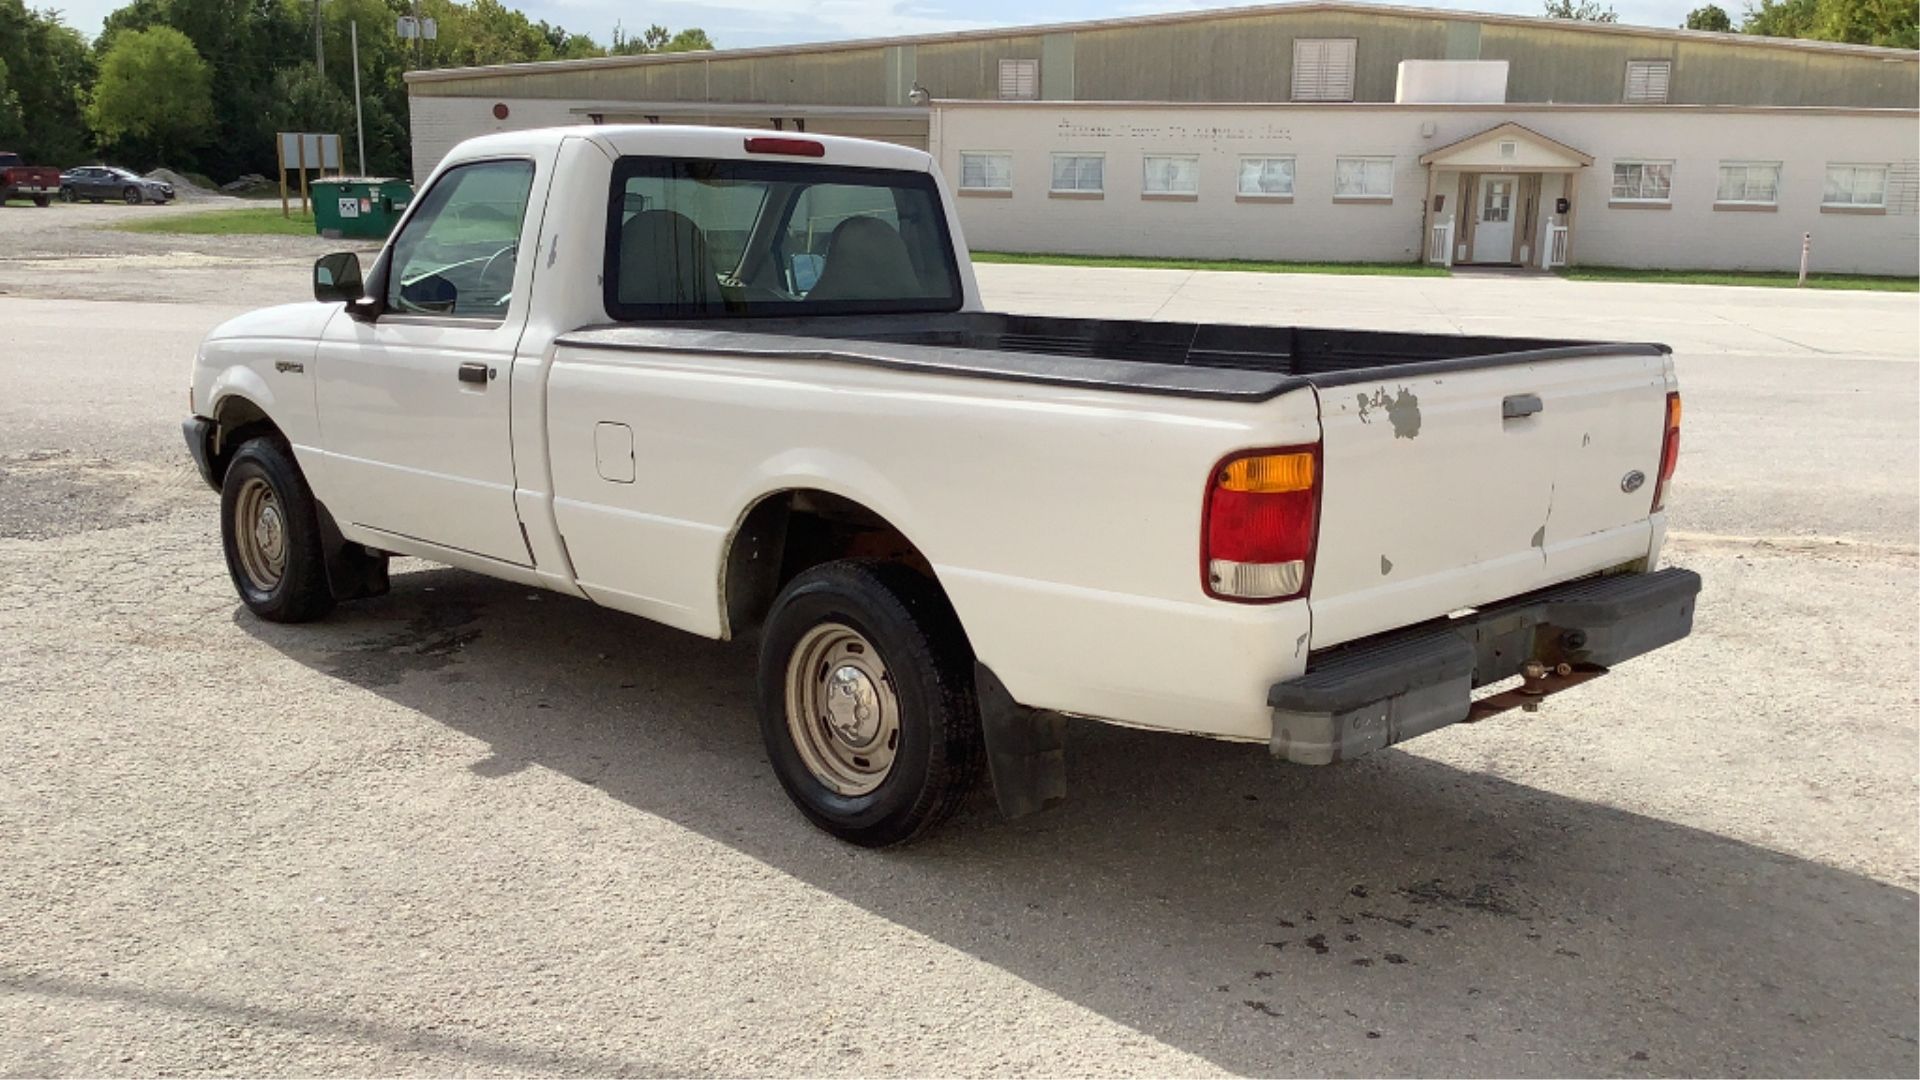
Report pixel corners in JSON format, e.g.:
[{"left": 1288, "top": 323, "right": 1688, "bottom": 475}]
[{"left": 183, "top": 125, "right": 1698, "bottom": 845}]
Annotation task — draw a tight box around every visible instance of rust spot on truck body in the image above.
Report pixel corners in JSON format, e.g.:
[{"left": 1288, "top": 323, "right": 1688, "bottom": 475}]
[{"left": 1355, "top": 386, "right": 1421, "bottom": 439}]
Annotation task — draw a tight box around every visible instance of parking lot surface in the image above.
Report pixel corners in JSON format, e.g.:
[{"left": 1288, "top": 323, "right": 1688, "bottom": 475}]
[{"left": 2, "top": 203, "right": 1915, "bottom": 1076}]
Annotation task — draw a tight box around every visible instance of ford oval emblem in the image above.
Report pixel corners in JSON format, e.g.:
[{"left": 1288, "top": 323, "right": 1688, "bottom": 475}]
[{"left": 1620, "top": 469, "right": 1646, "bottom": 493}]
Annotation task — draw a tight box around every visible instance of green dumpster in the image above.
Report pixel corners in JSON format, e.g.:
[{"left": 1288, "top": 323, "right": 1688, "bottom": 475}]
[{"left": 312, "top": 178, "right": 414, "bottom": 240}]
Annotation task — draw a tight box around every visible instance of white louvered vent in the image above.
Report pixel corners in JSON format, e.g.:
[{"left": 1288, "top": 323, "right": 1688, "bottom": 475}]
[
  {"left": 1624, "top": 60, "right": 1672, "bottom": 103},
  {"left": 998, "top": 58, "right": 1039, "bottom": 100},
  {"left": 1292, "top": 38, "right": 1357, "bottom": 102}
]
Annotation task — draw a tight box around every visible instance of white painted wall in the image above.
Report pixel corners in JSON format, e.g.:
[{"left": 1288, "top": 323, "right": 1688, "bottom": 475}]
[
  {"left": 930, "top": 102, "right": 1920, "bottom": 276},
  {"left": 409, "top": 96, "right": 585, "bottom": 182},
  {"left": 1396, "top": 61, "right": 1510, "bottom": 104}
]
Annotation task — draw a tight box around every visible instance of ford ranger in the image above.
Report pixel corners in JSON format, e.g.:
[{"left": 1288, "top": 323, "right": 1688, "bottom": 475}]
[{"left": 182, "top": 126, "right": 1699, "bottom": 845}]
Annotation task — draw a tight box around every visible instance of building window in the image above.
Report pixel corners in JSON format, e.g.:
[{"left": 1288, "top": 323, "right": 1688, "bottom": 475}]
[
  {"left": 1623, "top": 60, "right": 1672, "bottom": 104},
  {"left": 1143, "top": 155, "right": 1200, "bottom": 197},
  {"left": 1716, "top": 161, "right": 1781, "bottom": 205},
  {"left": 1334, "top": 156, "right": 1394, "bottom": 200},
  {"left": 1823, "top": 163, "right": 1888, "bottom": 208},
  {"left": 1611, "top": 159, "right": 1674, "bottom": 203},
  {"left": 1292, "top": 38, "right": 1357, "bottom": 102},
  {"left": 1237, "top": 156, "right": 1296, "bottom": 197},
  {"left": 998, "top": 58, "right": 1039, "bottom": 100},
  {"left": 958, "top": 152, "right": 1013, "bottom": 193},
  {"left": 1050, "top": 153, "right": 1104, "bottom": 195}
]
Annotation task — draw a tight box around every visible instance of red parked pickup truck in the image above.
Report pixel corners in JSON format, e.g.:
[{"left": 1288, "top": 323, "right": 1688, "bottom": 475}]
[{"left": 0, "top": 152, "right": 62, "bottom": 206}]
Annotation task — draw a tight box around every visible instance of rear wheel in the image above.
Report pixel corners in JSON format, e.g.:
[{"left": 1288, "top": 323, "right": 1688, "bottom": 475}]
[
  {"left": 31, "top": 194, "right": 49, "bottom": 207},
  {"left": 220, "top": 438, "right": 334, "bottom": 623},
  {"left": 758, "top": 560, "right": 982, "bottom": 846}
]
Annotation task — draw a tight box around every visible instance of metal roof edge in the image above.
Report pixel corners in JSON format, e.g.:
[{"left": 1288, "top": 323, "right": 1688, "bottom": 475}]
[{"left": 402, "top": 0, "right": 1918, "bottom": 86}]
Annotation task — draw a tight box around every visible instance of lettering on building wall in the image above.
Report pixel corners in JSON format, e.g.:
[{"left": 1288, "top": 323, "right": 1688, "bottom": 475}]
[{"left": 1054, "top": 120, "right": 1294, "bottom": 143}]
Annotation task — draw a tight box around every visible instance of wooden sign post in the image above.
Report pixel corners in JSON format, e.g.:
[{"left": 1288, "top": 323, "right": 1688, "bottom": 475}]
[{"left": 275, "top": 132, "right": 341, "bottom": 218}]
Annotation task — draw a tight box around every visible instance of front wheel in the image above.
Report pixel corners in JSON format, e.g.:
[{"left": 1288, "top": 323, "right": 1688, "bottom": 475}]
[
  {"left": 220, "top": 438, "right": 334, "bottom": 623},
  {"left": 122, "top": 186, "right": 141, "bottom": 205},
  {"left": 60, "top": 186, "right": 76, "bottom": 203},
  {"left": 758, "top": 560, "right": 982, "bottom": 847}
]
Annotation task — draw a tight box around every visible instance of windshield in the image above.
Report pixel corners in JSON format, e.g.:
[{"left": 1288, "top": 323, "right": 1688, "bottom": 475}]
[{"left": 604, "top": 156, "right": 961, "bottom": 320}]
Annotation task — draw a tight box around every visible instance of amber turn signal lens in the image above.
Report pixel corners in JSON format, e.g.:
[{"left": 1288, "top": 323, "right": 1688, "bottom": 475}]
[{"left": 1217, "top": 452, "right": 1315, "bottom": 494}]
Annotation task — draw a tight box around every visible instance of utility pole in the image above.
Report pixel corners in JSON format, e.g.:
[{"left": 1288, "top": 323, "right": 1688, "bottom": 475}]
[
  {"left": 313, "top": 0, "right": 325, "bottom": 76},
  {"left": 351, "top": 19, "right": 366, "bottom": 175}
]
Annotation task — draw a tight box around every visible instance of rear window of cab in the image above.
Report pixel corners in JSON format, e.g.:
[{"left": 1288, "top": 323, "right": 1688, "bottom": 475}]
[{"left": 603, "top": 156, "right": 963, "bottom": 320}]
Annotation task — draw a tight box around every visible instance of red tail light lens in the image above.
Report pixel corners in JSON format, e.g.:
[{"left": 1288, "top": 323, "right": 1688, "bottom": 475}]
[
  {"left": 1203, "top": 445, "right": 1320, "bottom": 603},
  {"left": 743, "top": 136, "right": 825, "bottom": 157},
  {"left": 1651, "top": 392, "right": 1682, "bottom": 512}
]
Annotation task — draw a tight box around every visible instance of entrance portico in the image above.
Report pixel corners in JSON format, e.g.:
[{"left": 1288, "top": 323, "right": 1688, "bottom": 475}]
[{"left": 1420, "top": 122, "right": 1592, "bottom": 269}]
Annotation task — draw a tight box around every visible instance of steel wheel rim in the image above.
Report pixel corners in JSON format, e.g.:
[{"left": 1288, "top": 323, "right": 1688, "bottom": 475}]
[
  {"left": 783, "top": 622, "right": 901, "bottom": 796},
  {"left": 232, "top": 476, "right": 287, "bottom": 592}
]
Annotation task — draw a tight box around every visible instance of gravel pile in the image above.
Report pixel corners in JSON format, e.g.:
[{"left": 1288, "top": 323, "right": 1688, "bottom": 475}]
[{"left": 144, "top": 167, "right": 229, "bottom": 201}]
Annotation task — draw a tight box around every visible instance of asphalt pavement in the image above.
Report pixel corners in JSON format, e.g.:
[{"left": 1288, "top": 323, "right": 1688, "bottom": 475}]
[{"left": 1, "top": 203, "right": 1914, "bottom": 1076}]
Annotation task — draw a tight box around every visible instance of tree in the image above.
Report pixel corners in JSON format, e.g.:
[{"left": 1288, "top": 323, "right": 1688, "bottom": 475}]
[
  {"left": 99, "top": 0, "right": 309, "bottom": 180},
  {"left": 1543, "top": 0, "right": 1621, "bottom": 19},
  {"left": 1685, "top": 3, "right": 1735, "bottom": 29},
  {"left": 0, "top": 58, "right": 25, "bottom": 148},
  {"left": 0, "top": 0, "right": 95, "bottom": 163},
  {"left": 660, "top": 28, "right": 714, "bottom": 52},
  {"left": 1743, "top": 0, "right": 1917, "bottom": 47},
  {"left": 88, "top": 25, "right": 213, "bottom": 164},
  {"left": 610, "top": 21, "right": 715, "bottom": 55}
]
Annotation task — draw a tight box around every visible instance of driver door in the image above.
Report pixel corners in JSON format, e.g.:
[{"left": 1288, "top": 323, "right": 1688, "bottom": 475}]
[{"left": 314, "top": 157, "right": 541, "bottom": 566}]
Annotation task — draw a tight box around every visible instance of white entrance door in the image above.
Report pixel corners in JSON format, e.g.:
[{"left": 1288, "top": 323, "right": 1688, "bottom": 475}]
[{"left": 1472, "top": 175, "right": 1517, "bottom": 264}]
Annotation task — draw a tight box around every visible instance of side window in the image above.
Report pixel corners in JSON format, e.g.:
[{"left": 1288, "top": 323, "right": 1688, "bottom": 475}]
[{"left": 386, "top": 159, "right": 535, "bottom": 319}]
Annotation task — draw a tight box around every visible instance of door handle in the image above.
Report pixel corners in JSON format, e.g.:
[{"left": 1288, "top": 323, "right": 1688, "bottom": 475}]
[
  {"left": 457, "top": 362, "right": 494, "bottom": 385},
  {"left": 1502, "top": 393, "right": 1544, "bottom": 420}
]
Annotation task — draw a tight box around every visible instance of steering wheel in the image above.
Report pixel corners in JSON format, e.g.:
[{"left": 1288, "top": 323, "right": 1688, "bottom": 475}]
[{"left": 476, "top": 243, "right": 517, "bottom": 303}]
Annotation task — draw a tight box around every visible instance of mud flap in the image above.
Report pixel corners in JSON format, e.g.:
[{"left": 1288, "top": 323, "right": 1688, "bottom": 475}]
[
  {"left": 974, "top": 663, "right": 1067, "bottom": 820},
  {"left": 314, "top": 500, "right": 391, "bottom": 602}
]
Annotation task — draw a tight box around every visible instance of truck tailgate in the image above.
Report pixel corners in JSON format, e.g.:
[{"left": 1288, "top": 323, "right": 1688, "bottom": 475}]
[{"left": 1308, "top": 350, "right": 1671, "bottom": 648}]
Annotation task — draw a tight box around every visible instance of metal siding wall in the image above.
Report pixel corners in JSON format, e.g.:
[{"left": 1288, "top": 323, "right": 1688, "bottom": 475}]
[
  {"left": 914, "top": 36, "right": 1048, "bottom": 99},
  {"left": 1041, "top": 33, "right": 1076, "bottom": 100},
  {"left": 1071, "top": 12, "right": 1449, "bottom": 102},
  {"left": 405, "top": 11, "right": 1917, "bottom": 109}
]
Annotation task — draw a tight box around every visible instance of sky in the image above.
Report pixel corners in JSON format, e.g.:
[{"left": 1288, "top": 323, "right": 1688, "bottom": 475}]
[{"left": 46, "top": 0, "right": 1714, "bottom": 50}]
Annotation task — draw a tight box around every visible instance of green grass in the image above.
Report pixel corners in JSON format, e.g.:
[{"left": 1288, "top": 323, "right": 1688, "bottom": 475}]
[
  {"left": 109, "top": 206, "right": 319, "bottom": 237},
  {"left": 972, "top": 250, "right": 1450, "bottom": 277},
  {"left": 1558, "top": 265, "right": 1918, "bottom": 292}
]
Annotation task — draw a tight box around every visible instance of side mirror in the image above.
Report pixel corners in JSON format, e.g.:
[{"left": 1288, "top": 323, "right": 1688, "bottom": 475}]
[{"left": 314, "top": 252, "right": 364, "bottom": 303}]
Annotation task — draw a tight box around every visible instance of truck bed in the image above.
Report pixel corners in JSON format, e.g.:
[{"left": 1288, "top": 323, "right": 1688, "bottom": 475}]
[{"left": 559, "top": 312, "right": 1667, "bottom": 401}]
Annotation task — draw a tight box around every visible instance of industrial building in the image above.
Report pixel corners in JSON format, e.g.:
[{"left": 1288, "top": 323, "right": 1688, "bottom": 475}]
[{"left": 404, "top": 2, "right": 1920, "bottom": 274}]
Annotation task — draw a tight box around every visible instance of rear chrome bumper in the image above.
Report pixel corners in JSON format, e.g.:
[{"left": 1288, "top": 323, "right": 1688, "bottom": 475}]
[{"left": 1268, "top": 568, "right": 1702, "bottom": 765}]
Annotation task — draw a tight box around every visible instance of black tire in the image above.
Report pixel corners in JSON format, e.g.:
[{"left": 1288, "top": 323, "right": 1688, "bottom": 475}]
[
  {"left": 32, "top": 194, "right": 49, "bottom": 207},
  {"left": 220, "top": 438, "right": 334, "bottom": 623},
  {"left": 122, "top": 186, "right": 140, "bottom": 205},
  {"left": 758, "top": 560, "right": 983, "bottom": 847},
  {"left": 60, "top": 186, "right": 76, "bottom": 203}
]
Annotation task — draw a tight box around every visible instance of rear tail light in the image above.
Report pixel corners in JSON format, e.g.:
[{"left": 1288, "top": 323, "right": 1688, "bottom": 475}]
[
  {"left": 1203, "top": 445, "right": 1320, "bottom": 602},
  {"left": 1650, "top": 391, "right": 1682, "bottom": 512},
  {"left": 743, "top": 136, "right": 825, "bottom": 157}
]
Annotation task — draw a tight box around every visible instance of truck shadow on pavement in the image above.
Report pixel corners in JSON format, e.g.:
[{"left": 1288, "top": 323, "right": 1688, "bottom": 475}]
[{"left": 242, "top": 565, "right": 1919, "bottom": 1078}]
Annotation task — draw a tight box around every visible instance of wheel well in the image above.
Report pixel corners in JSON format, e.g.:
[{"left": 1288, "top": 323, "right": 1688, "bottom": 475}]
[
  {"left": 723, "top": 489, "right": 937, "bottom": 638},
  {"left": 209, "top": 395, "right": 283, "bottom": 485}
]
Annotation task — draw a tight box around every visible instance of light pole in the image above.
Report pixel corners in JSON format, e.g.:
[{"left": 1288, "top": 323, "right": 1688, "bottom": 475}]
[{"left": 350, "top": 19, "right": 366, "bottom": 175}]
